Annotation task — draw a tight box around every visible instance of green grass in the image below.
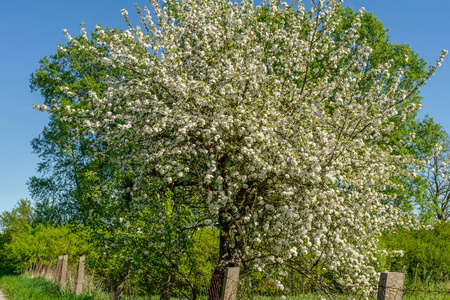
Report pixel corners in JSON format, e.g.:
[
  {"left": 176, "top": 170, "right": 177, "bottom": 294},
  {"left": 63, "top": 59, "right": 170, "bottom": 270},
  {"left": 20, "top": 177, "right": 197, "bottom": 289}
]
[
  {"left": 0, "top": 273, "right": 448, "bottom": 300},
  {"left": 0, "top": 274, "right": 94, "bottom": 300},
  {"left": 0, "top": 272, "right": 180, "bottom": 300},
  {"left": 0, "top": 273, "right": 172, "bottom": 300}
]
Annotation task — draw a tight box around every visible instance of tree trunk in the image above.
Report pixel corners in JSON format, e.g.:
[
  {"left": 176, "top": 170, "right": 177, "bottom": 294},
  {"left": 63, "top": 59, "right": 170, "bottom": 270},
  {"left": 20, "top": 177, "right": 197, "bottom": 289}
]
[
  {"left": 208, "top": 272, "right": 225, "bottom": 300},
  {"left": 111, "top": 263, "right": 130, "bottom": 300},
  {"left": 192, "top": 287, "right": 198, "bottom": 300},
  {"left": 112, "top": 280, "right": 127, "bottom": 300},
  {"left": 160, "top": 274, "right": 173, "bottom": 300},
  {"left": 207, "top": 214, "right": 242, "bottom": 300},
  {"left": 144, "top": 273, "right": 154, "bottom": 300}
]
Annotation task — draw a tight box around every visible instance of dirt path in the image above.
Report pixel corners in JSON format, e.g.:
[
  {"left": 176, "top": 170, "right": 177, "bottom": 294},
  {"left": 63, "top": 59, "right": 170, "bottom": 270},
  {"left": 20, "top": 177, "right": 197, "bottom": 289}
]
[{"left": 0, "top": 290, "right": 6, "bottom": 300}]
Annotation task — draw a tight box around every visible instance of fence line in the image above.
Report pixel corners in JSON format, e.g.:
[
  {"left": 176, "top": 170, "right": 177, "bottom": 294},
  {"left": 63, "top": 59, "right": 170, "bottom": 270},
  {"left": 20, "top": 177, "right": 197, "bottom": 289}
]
[
  {"left": 25, "top": 254, "right": 86, "bottom": 296},
  {"left": 24, "top": 261, "right": 449, "bottom": 300}
]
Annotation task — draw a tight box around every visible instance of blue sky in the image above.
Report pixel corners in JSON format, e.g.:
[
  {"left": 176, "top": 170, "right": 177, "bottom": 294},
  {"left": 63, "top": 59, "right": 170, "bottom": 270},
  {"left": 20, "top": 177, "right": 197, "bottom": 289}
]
[{"left": 0, "top": 0, "right": 449, "bottom": 214}]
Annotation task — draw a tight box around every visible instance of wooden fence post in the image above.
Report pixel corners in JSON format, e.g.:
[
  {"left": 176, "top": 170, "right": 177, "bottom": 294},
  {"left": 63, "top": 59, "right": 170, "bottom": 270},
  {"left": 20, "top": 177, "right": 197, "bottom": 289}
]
[
  {"left": 35, "top": 261, "right": 44, "bottom": 276},
  {"left": 54, "top": 256, "right": 63, "bottom": 282},
  {"left": 60, "top": 254, "right": 69, "bottom": 289},
  {"left": 220, "top": 267, "right": 240, "bottom": 300},
  {"left": 75, "top": 256, "right": 85, "bottom": 295},
  {"left": 377, "top": 272, "right": 405, "bottom": 300},
  {"left": 44, "top": 257, "right": 54, "bottom": 278}
]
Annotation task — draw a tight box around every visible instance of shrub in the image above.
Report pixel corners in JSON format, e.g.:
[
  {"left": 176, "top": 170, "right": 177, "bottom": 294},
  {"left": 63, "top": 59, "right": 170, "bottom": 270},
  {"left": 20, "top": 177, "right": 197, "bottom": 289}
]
[{"left": 380, "top": 222, "right": 450, "bottom": 286}]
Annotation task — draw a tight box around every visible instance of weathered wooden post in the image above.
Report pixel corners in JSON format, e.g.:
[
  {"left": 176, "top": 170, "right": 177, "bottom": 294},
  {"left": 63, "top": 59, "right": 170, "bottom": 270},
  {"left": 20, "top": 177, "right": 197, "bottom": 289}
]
[
  {"left": 35, "top": 261, "right": 44, "bottom": 276},
  {"left": 220, "top": 267, "right": 240, "bottom": 300},
  {"left": 54, "top": 256, "right": 63, "bottom": 282},
  {"left": 60, "top": 254, "right": 69, "bottom": 289},
  {"left": 75, "top": 256, "right": 85, "bottom": 295},
  {"left": 377, "top": 272, "right": 405, "bottom": 300},
  {"left": 44, "top": 257, "right": 54, "bottom": 278}
]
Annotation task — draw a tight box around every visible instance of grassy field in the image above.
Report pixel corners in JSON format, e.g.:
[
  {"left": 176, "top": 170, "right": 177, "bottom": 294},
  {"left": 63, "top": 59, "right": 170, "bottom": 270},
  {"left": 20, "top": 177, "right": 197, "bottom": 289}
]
[
  {"left": 0, "top": 273, "right": 448, "bottom": 300},
  {"left": 0, "top": 273, "right": 159, "bottom": 300},
  {"left": 0, "top": 273, "right": 94, "bottom": 300}
]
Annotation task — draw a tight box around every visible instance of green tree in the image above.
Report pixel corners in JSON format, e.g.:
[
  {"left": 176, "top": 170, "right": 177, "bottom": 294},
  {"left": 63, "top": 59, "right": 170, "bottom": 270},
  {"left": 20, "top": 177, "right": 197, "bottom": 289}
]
[
  {"left": 0, "top": 200, "right": 33, "bottom": 238},
  {"left": 335, "top": 8, "right": 449, "bottom": 214},
  {"left": 0, "top": 200, "right": 95, "bottom": 274},
  {"left": 418, "top": 127, "right": 450, "bottom": 223},
  {"left": 0, "top": 200, "right": 34, "bottom": 273},
  {"left": 2, "top": 223, "right": 94, "bottom": 273},
  {"left": 29, "top": 30, "right": 129, "bottom": 226}
]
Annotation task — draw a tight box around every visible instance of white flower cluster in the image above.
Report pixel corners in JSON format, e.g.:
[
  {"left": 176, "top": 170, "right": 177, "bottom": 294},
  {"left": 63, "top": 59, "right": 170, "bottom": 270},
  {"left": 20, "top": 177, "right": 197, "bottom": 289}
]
[{"left": 41, "top": 0, "right": 445, "bottom": 288}]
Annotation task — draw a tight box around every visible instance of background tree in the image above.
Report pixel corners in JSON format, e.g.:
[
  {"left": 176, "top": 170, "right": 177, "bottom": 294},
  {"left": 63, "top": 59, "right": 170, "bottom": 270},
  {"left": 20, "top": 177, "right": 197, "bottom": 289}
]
[
  {"left": 0, "top": 199, "right": 33, "bottom": 236},
  {"left": 419, "top": 130, "right": 450, "bottom": 222},
  {"left": 0, "top": 200, "right": 95, "bottom": 274},
  {"left": 0, "top": 200, "right": 34, "bottom": 273},
  {"left": 335, "top": 8, "right": 448, "bottom": 214},
  {"left": 29, "top": 30, "right": 129, "bottom": 226},
  {"left": 2, "top": 223, "right": 94, "bottom": 273}
]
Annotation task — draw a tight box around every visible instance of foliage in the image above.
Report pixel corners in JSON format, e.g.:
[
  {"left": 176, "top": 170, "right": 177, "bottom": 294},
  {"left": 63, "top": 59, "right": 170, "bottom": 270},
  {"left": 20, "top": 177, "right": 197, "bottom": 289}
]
[
  {"left": 84, "top": 213, "right": 220, "bottom": 298},
  {"left": 334, "top": 9, "right": 450, "bottom": 220},
  {"left": 392, "top": 116, "right": 449, "bottom": 222},
  {"left": 33, "top": 0, "right": 447, "bottom": 291},
  {"left": 0, "top": 199, "right": 33, "bottom": 236},
  {"left": 29, "top": 30, "right": 129, "bottom": 226},
  {"left": 3, "top": 223, "right": 94, "bottom": 273},
  {"left": 337, "top": 8, "right": 450, "bottom": 217},
  {"left": 1, "top": 199, "right": 216, "bottom": 298},
  {"left": 0, "top": 200, "right": 35, "bottom": 274},
  {"left": 95, "top": 227, "right": 220, "bottom": 298},
  {"left": 380, "top": 222, "right": 450, "bottom": 286},
  {"left": 177, "top": 227, "right": 220, "bottom": 294},
  {"left": 419, "top": 129, "right": 450, "bottom": 223},
  {"left": 0, "top": 200, "right": 96, "bottom": 274}
]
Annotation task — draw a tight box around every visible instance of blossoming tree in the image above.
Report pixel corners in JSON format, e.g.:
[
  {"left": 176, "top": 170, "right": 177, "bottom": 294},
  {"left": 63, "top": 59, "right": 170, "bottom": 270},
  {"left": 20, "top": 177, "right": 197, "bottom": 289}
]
[{"left": 35, "top": 0, "right": 446, "bottom": 295}]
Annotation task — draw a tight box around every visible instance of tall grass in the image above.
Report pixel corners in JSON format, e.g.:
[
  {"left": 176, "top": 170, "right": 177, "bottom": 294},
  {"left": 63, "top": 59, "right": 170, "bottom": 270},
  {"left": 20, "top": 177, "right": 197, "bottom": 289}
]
[
  {"left": 406, "top": 264, "right": 450, "bottom": 291},
  {"left": 0, "top": 273, "right": 161, "bottom": 300},
  {"left": 0, "top": 274, "right": 94, "bottom": 300}
]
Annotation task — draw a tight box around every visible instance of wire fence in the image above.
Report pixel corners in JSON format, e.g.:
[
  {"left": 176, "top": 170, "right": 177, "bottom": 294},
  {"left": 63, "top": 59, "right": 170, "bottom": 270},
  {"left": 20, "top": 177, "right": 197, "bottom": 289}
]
[
  {"left": 170, "top": 278, "right": 450, "bottom": 300},
  {"left": 150, "top": 278, "right": 450, "bottom": 300},
  {"left": 234, "top": 282, "right": 450, "bottom": 300},
  {"left": 24, "top": 260, "right": 450, "bottom": 300}
]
